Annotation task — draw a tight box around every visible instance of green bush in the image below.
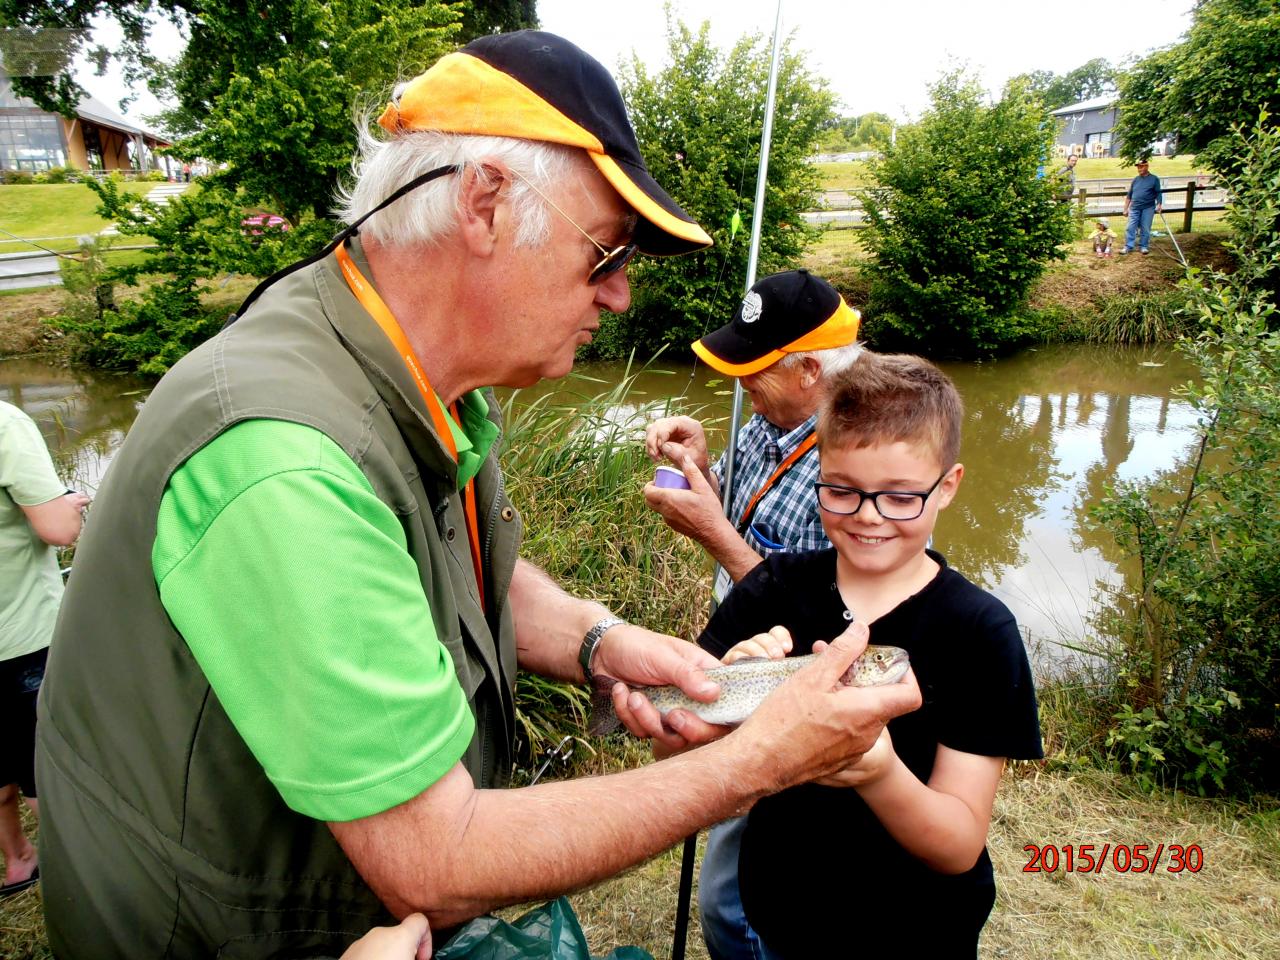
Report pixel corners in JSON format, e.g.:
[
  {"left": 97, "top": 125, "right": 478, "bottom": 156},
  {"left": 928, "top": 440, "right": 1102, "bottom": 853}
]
[
  {"left": 33, "top": 165, "right": 78, "bottom": 184},
  {"left": 858, "top": 72, "right": 1075, "bottom": 357},
  {"left": 49, "top": 175, "right": 330, "bottom": 375},
  {"left": 596, "top": 16, "right": 834, "bottom": 359},
  {"left": 1088, "top": 117, "right": 1280, "bottom": 795},
  {"left": 1, "top": 169, "right": 34, "bottom": 185},
  {"left": 1082, "top": 290, "right": 1195, "bottom": 344}
]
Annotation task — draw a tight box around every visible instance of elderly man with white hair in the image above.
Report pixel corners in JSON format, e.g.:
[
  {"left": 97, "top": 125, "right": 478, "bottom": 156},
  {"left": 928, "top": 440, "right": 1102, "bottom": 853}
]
[
  {"left": 36, "top": 32, "right": 918, "bottom": 960},
  {"left": 645, "top": 269, "right": 863, "bottom": 960}
]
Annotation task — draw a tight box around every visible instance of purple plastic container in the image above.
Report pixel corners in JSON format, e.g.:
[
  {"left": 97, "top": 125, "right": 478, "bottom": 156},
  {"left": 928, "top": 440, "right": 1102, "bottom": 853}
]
[{"left": 654, "top": 465, "right": 691, "bottom": 490}]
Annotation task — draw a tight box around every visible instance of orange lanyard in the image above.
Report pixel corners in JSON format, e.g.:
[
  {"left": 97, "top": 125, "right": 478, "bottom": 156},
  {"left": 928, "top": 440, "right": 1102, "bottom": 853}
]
[
  {"left": 736, "top": 431, "right": 818, "bottom": 533},
  {"left": 334, "top": 243, "right": 486, "bottom": 612}
]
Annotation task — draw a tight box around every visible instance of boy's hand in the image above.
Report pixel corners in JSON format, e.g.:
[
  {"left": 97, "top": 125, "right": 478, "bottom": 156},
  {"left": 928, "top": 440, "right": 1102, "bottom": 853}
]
[
  {"left": 722, "top": 625, "right": 793, "bottom": 664},
  {"left": 815, "top": 726, "right": 899, "bottom": 788}
]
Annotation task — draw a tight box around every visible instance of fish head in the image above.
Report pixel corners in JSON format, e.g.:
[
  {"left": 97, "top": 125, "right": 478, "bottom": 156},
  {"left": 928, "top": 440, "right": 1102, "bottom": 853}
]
[{"left": 846, "top": 645, "right": 911, "bottom": 686}]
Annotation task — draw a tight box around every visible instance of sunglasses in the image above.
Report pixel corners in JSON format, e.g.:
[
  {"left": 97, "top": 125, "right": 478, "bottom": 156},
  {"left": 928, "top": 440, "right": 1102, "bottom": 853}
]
[{"left": 508, "top": 169, "right": 639, "bottom": 284}]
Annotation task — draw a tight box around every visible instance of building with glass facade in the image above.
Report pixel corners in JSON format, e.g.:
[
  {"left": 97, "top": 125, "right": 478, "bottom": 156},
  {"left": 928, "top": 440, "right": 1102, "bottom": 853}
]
[{"left": 1, "top": 70, "right": 168, "bottom": 174}]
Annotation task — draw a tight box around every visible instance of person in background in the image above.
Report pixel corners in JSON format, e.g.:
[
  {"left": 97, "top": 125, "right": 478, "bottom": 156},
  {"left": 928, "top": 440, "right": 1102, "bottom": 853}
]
[
  {"left": 1092, "top": 218, "right": 1116, "bottom": 257},
  {"left": 36, "top": 32, "right": 920, "bottom": 959},
  {"left": 0, "top": 400, "right": 88, "bottom": 899},
  {"left": 644, "top": 269, "right": 862, "bottom": 960},
  {"left": 1055, "top": 152, "right": 1079, "bottom": 199},
  {"left": 1122, "top": 158, "right": 1163, "bottom": 255},
  {"left": 697, "top": 352, "right": 1042, "bottom": 958}
]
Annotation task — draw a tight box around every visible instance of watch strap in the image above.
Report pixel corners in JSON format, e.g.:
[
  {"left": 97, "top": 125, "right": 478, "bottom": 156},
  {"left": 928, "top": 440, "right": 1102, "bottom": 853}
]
[{"left": 579, "top": 616, "right": 625, "bottom": 681}]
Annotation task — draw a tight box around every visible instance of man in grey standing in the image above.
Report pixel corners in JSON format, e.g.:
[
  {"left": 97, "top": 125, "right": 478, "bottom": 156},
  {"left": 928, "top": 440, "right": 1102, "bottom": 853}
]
[{"left": 1122, "top": 158, "right": 1163, "bottom": 254}]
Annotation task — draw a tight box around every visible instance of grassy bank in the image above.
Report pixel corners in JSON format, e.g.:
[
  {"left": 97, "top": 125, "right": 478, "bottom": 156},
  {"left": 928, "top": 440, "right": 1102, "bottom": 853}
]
[{"left": 0, "top": 182, "right": 157, "bottom": 253}]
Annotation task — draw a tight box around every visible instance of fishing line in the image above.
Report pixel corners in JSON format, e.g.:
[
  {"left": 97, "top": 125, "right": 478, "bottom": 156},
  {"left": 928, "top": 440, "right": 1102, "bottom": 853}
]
[{"left": 0, "top": 226, "right": 87, "bottom": 261}]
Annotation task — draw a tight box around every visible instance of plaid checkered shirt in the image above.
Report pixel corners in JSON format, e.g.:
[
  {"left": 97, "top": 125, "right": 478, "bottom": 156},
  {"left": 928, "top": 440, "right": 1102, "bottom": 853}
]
[{"left": 711, "top": 412, "right": 831, "bottom": 561}]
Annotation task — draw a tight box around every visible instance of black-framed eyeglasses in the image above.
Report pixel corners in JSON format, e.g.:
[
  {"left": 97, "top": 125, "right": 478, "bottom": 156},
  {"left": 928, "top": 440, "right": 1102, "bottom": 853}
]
[
  {"left": 814, "top": 470, "right": 950, "bottom": 521},
  {"left": 508, "top": 168, "right": 639, "bottom": 284}
]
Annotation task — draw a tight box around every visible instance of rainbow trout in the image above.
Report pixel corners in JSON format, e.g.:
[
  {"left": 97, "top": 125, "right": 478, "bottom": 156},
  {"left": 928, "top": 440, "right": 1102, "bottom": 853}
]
[{"left": 588, "top": 645, "right": 910, "bottom": 736}]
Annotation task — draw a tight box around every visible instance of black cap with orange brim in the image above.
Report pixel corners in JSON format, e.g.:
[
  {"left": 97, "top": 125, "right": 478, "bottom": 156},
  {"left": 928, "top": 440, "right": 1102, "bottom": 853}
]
[
  {"left": 693, "top": 270, "right": 860, "bottom": 376},
  {"left": 378, "top": 31, "right": 712, "bottom": 257}
]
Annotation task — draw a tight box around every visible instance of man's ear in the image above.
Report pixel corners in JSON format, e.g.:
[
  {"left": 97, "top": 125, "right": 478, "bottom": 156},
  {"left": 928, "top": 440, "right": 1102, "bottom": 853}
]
[
  {"left": 456, "top": 163, "right": 507, "bottom": 256},
  {"left": 799, "top": 355, "right": 824, "bottom": 390}
]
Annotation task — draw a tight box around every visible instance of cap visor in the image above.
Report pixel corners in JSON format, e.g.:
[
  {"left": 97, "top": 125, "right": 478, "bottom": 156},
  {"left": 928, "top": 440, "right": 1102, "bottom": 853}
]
[
  {"left": 592, "top": 154, "right": 712, "bottom": 256},
  {"left": 691, "top": 339, "right": 787, "bottom": 376}
]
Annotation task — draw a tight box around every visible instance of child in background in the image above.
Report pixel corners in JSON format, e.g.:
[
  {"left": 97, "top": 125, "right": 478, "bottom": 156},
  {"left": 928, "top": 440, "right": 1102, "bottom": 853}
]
[
  {"left": 697, "top": 353, "right": 1043, "bottom": 958},
  {"left": 1093, "top": 218, "right": 1116, "bottom": 257}
]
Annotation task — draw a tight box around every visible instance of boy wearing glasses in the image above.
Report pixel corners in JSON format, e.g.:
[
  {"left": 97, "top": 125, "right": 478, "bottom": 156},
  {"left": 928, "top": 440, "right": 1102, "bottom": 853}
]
[{"left": 696, "top": 352, "right": 1043, "bottom": 958}]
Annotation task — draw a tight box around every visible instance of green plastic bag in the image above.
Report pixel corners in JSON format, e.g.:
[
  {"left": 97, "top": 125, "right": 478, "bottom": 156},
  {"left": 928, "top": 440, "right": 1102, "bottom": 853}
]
[{"left": 434, "top": 897, "right": 654, "bottom": 960}]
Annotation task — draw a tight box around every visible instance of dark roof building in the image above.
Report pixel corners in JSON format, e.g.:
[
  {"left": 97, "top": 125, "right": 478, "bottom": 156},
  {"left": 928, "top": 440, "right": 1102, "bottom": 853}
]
[
  {"left": 1, "top": 70, "right": 170, "bottom": 173},
  {"left": 1051, "top": 95, "right": 1120, "bottom": 159}
]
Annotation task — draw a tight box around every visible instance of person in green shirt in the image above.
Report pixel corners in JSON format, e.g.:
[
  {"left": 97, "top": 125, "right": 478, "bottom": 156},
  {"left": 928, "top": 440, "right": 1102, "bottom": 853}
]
[
  {"left": 0, "top": 400, "right": 87, "bottom": 899},
  {"left": 36, "top": 31, "right": 922, "bottom": 958}
]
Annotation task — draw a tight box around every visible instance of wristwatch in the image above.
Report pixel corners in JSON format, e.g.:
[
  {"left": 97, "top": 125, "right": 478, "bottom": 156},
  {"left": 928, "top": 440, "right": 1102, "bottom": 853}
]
[{"left": 579, "top": 616, "right": 626, "bottom": 682}]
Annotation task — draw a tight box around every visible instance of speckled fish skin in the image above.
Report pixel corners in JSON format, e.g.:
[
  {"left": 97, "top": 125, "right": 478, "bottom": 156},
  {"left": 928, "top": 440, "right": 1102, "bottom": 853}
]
[{"left": 588, "top": 645, "right": 910, "bottom": 735}]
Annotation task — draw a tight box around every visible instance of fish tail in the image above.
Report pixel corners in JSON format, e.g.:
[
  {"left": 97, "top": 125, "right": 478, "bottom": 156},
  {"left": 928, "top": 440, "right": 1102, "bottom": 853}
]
[{"left": 587, "top": 674, "right": 622, "bottom": 736}]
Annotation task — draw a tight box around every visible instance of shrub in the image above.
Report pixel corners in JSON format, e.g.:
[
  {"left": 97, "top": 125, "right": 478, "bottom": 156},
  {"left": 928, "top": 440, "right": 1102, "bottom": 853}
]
[
  {"left": 33, "top": 165, "right": 78, "bottom": 184},
  {"left": 597, "top": 16, "right": 834, "bottom": 359},
  {"left": 1, "top": 169, "right": 34, "bottom": 185},
  {"left": 1088, "top": 118, "right": 1280, "bottom": 795},
  {"left": 858, "top": 72, "right": 1075, "bottom": 357},
  {"left": 1082, "top": 290, "right": 1196, "bottom": 344}
]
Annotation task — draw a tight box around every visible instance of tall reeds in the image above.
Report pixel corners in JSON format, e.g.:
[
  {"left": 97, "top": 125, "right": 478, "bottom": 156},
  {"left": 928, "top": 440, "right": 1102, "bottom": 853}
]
[{"left": 499, "top": 364, "right": 714, "bottom": 777}]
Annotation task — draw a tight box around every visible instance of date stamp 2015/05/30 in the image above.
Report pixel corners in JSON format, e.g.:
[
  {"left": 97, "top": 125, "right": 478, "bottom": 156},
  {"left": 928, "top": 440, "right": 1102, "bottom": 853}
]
[{"left": 1023, "top": 843, "right": 1204, "bottom": 875}]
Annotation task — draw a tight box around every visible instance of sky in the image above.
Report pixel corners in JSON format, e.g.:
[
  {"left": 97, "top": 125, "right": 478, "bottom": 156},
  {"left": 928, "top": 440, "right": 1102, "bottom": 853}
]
[{"left": 76, "top": 0, "right": 1195, "bottom": 126}]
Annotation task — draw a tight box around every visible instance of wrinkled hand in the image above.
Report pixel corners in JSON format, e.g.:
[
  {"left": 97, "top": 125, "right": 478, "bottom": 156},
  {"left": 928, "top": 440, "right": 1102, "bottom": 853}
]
[
  {"left": 597, "top": 623, "right": 728, "bottom": 754},
  {"left": 643, "top": 457, "right": 729, "bottom": 544},
  {"left": 722, "top": 626, "right": 793, "bottom": 664},
  {"left": 645, "top": 415, "right": 710, "bottom": 475},
  {"left": 731, "top": 622, "right": 921, "bottom": 793},
  {"left": 340, "top": 913, "right": 431, "bottom": 960}
]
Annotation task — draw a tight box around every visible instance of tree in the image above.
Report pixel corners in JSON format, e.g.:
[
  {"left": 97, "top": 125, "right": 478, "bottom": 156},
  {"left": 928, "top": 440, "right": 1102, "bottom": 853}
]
[
  {"left": 598, "top": 15, "right": 836, "bottom": 359},
  {"left": 1016, "top": 58, "right": 1117, "bottom": 111},
  {"left": 1115, "top": 0, "right": 1280, "bottom": 172},
  {"left": 1091, "top": 117, "right": 1280, "bottom": 794},
  {"left": 818, "top": 112, "right": 894, "bottom": 153},
  {"left": 858, "top": 71, "right": 1074, "bottom": 357},
  {"left": 0, "top": 0, "right": 533, "bottom": 118}
]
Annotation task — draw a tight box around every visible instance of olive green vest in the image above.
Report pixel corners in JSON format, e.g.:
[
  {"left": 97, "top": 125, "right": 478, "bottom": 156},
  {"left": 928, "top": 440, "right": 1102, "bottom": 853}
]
[{"left": 36, "top": 241, "right": 523, "bottom": 959}]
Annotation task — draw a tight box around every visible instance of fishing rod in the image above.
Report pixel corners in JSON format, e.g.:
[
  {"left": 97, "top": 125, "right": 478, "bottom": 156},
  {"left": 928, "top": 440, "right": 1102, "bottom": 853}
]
[
  {"left": 671, "top": 3, "right": 786, "bottom": 959},
  {"left": 1157, "top": 208, "right": 1188, "bottom": 269}
]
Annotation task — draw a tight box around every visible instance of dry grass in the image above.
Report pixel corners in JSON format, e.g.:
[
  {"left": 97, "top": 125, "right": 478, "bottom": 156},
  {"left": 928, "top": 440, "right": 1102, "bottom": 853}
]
[{"left": 557, "top": 767, "right": 1279, "bottom": 960}]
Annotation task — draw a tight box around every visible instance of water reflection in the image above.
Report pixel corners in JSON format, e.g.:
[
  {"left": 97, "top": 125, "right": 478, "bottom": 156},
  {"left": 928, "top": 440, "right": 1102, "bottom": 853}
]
[
  {"left": 3, "top": 345, "right": 1200, "bottom": 654},
  {"left": 933, "top": 345, "right": 1199, "bottom": 657},
  {"left": 0, "top": 359, "right": 151, "bottom": 494}
]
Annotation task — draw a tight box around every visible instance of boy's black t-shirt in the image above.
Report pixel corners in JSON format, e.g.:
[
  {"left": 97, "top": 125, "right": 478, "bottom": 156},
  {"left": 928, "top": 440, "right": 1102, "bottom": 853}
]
[{"left": 699, "top": 549, "right": 1043, "bottom": 959}]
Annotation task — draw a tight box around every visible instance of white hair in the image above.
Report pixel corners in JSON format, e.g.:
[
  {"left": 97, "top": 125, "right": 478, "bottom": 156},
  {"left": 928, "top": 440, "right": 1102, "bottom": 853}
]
[
  {"left": 780, "top": 341, "right": 865, "bottom": 379},
  {"left": 334, "top": 119, "right": 581, "bottom": 249}
]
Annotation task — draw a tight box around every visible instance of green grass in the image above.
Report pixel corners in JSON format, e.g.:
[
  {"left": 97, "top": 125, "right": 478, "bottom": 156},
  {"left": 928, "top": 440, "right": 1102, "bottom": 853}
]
[
  {"left": 0, "top": 183, "right": 158, "bottom": 253},
  {"left": 813, "top": 160, "right": 874, "bottom": 191},
  {"left": 1070, "top": 155, "right": 1204, "bottom": 180}
]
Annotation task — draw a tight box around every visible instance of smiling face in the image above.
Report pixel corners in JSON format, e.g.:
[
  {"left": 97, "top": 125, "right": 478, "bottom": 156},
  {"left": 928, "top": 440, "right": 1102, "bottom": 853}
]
[
  {"left": 817, "top": 438, "right": 963, "bottom": 581},
  {"left": 492, "top": 156, "right": 635, "bottom": 386}
]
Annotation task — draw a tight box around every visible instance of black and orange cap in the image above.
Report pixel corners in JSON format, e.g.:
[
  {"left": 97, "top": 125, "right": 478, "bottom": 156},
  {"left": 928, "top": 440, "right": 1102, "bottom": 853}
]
[
  {"left": 378, "top": 31, "right": 712, "bottom": 257},
  {"left": 692, "top": 271, "right": 860, "bottom": 376}
]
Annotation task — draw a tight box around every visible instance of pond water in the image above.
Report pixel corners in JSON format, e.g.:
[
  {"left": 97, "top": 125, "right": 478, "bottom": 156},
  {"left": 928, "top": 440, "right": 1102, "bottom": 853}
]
[{"left": 2, "top": 343, "right": 1200, "bottom": 658}]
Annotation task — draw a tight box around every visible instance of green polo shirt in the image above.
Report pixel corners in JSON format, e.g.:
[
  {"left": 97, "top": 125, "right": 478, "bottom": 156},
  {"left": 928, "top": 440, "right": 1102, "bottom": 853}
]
[
  {"left": 152, "top": 393, "right": 497, "bottom": 822},
  {"left": 1, "top": 401, "right": 68, "bottom": 661}
]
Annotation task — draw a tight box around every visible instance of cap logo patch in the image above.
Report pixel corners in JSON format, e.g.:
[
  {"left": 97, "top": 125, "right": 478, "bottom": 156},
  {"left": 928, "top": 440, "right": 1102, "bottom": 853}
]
[{"left": 740, "top": 291, "right": 763, "bottom": 324}]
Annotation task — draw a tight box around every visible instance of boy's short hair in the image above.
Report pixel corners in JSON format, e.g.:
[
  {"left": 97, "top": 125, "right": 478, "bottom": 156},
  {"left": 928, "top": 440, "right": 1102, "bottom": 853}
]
[{"left": 818, "top": 352, "right": 963, "bottom": 467}]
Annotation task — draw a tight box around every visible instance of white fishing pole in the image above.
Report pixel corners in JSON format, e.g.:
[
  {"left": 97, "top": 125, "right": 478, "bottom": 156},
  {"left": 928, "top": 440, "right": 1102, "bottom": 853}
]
[
  {"left": 674, "top": 4, "right": 786, "bottom": 959},
  {"left": 1158, "top": 208, "right": 1188, "bottom": 269}
]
